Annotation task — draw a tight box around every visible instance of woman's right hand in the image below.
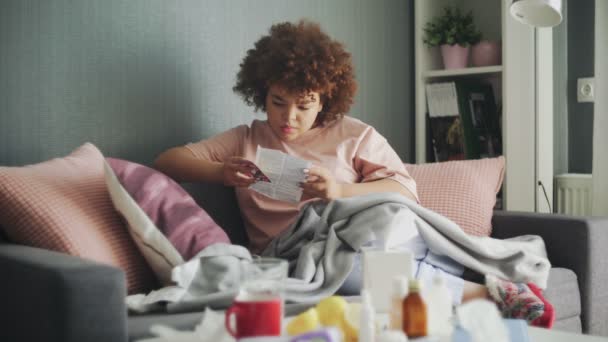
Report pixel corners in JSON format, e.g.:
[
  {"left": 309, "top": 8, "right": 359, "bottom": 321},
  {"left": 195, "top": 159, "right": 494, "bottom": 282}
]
[{"left": 222, "top": 156, "right": 257, "bottom": 188}]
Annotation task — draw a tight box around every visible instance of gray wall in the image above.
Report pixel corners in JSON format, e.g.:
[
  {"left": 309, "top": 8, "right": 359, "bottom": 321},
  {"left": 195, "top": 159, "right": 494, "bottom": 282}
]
[
  {"left": 567, "top": 0, "right": 595, "bottom": 173},
  {"left": 553, "top": 0, "right": 568, "bottom": 175},
  {"left": 0, "top": 0, "right": 415, "bottom": 167}
]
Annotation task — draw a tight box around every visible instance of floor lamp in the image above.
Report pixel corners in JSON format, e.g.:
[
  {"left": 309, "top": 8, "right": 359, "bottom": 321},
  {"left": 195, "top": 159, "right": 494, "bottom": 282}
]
[
  {"left": 510, "top": 0, "right": 563, "bottom": 28},
  {"left": 509, "top": 0, "right": 562, "bottom": 212}
]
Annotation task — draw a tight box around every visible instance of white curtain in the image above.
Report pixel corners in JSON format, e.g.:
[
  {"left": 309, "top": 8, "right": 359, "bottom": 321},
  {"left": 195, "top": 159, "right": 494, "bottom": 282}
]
[{"left": 592, "top": 1, "right": 608, "bottom": 215}]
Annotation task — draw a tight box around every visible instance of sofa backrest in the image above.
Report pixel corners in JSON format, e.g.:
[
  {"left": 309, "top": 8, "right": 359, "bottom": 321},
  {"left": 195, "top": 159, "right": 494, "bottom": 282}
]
[
  {"left": 0, "top": 227, "right": 8, "bottom": 244},
  {"left": 181, "top": 182, "right": 248, "bottom": 247}
]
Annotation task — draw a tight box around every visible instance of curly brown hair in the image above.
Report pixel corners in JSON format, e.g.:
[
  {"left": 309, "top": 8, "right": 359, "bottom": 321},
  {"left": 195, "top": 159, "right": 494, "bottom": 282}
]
[{"left": 233, "top": 20, "right": 358, "bottom": 124}]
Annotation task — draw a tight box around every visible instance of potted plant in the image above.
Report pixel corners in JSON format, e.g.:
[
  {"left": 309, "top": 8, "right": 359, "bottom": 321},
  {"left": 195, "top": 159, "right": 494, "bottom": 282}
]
[
  {"left": 471, "top": 40, "right": 502, "bottom": 67},
  {"left": 423, "top": 7, "right": 482, "bottom": 69}
]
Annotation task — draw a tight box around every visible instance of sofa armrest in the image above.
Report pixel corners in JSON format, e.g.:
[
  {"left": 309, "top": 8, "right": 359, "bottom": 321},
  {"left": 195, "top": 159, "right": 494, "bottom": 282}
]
[
  {"left": 491, "top": 211, "right": 608, "bottom": 336},
  {"left": 0, "top": 244, "right": 128, "bottom": 342}
]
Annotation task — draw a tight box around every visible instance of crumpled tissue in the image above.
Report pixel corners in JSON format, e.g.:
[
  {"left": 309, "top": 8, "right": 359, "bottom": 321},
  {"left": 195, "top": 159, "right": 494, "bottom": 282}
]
[{"left": 135, "top": 307, "right": 235, "bottom": 342}]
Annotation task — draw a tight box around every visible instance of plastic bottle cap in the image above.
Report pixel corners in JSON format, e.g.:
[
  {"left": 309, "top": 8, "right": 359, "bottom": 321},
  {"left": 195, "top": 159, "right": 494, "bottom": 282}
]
[{"left": 408, "top": 278, "right": 421, "bottom": 292}]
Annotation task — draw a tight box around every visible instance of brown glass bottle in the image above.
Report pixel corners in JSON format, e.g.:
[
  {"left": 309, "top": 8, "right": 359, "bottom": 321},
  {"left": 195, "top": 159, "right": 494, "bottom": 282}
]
[{"left": 402, "top": 279, "right": 427, "bottom": 338}]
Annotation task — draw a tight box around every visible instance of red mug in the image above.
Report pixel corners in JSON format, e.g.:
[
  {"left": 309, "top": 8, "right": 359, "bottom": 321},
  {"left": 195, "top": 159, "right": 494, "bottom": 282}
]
[{"left": 224, "top": 295, "right": 283, "bottom": 338}]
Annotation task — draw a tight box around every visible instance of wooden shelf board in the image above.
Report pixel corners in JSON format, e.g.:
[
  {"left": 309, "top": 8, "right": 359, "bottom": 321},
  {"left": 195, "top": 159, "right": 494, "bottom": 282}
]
[{"left": 423, "top": 65, "right": 503, "bottom": 78}]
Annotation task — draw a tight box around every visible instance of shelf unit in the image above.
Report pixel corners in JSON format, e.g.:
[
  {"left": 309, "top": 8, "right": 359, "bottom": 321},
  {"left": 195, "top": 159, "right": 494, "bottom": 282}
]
[{"left": 414, "top": 0, "right": 551, "bottom": 212}]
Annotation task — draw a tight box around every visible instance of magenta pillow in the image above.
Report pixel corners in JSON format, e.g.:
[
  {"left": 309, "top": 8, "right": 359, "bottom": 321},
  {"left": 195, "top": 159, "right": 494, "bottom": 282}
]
[
  {"left": 405, "top": 157, "right": 505, "bottom": 237},
  {"left": 106, "top": 158, "right": 230, "bottom": 260}
]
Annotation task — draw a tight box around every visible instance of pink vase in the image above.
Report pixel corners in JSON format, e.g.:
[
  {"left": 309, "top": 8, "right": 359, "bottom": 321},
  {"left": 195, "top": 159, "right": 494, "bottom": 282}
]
[
  {"left": 471, "top": 40, "right": 501, "bottom": 67},
  {"left": 440, "top": 44, "right": 470, "bottom": 69}
]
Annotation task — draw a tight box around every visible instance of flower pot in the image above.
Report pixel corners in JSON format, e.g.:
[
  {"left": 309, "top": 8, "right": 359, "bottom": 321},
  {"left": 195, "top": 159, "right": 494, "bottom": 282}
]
[
  {"left": 471, "top": 40, "right": 501, "bottom": 67},
  {"left": 440, "top": 44, "right": 470, "bottom": 69}
]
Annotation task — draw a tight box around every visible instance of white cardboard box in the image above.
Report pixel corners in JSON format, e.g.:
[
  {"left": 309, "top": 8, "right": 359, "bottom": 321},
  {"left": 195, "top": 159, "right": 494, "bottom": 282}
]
[{"left": 361, "top": 250, "right": 413, "bottom": 313}]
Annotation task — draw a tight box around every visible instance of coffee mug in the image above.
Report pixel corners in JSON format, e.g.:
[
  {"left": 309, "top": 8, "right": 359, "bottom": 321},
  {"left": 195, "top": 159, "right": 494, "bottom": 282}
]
[
  {"left": 225, "top": 257, "right": 288, "bottom": 338},
  {"left": 225, "top": 295, "right": 283, "bottom": 338}
]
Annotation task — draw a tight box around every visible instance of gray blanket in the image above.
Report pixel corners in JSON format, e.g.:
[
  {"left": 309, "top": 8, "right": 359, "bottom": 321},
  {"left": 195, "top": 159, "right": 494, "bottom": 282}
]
[{"left": 130, "top": 193, "right": 550, "bottom": 313}]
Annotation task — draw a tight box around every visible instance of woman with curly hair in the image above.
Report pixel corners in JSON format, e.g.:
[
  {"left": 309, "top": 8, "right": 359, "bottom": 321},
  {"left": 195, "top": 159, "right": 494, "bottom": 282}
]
[
  {"left": 155, "top": 20, "right": 553, "bottom": 326},
  {"left": 156, "top": 20, "right": 418, "bottom": 252}
]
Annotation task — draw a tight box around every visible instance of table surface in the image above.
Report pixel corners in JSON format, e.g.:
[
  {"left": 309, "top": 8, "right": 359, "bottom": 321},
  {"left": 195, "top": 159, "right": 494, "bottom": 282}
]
[
  {"left": 528, "top": 327, "right": 608, "bottom": 342},
  {"left": 370, "top": 314, "right": 608, "bottom": 342}
]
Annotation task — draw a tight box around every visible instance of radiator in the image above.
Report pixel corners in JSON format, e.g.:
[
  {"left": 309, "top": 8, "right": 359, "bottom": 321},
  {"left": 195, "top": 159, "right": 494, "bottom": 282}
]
[{"left": 554, "top": 174, "right": 593, "bottom": 215}]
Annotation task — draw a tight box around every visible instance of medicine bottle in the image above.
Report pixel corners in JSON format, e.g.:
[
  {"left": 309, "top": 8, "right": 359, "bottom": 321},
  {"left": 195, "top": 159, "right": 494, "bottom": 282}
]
[
  {"left": 402, "top": 278, "right": 427, "bottom": 338},
  {"left": 359, "top": 289, "right": 375, "bottom": 342},
  {"left": 389, "top": 276, "right": 408, "bottom": 330},
  {"left": 426, "top": 275, "right": 453, "bottom": 337}
]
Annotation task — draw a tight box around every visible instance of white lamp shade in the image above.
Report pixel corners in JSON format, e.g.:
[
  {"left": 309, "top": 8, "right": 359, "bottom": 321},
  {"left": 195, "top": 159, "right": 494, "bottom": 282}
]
[{"left": 510, "top": 0, "right": 563, "bottom": 27}]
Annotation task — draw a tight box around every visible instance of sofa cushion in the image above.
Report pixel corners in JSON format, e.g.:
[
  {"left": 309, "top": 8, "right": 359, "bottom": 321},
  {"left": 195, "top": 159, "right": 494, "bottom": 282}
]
[
  {"left": 552, "top": 316, "right": 582, "bottom": 334},
  {"left": 405, "top": 157, "right": 505, "bottom": 236},
  {"left": 104, "top": 160, "right": 183, "bottom": 285},
  {"left": 104, "top": 158, "right": 230, "bottom": 285},
  {"left": 544, "top": 267, "right": 581, "bottom": 321},
  {"left": 0, "top": 143, "right": 155, "bottom": 294}
]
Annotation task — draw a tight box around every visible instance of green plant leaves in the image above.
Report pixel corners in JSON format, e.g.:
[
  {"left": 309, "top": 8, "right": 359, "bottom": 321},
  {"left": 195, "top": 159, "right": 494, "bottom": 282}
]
[{"left": 423, "top": 7, "right": 482, "bottom": 47}]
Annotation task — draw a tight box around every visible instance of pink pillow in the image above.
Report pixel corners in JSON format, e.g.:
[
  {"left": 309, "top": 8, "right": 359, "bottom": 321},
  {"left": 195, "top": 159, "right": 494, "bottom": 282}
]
[
  {"left": 405, "top": 157, "right": 505, "bottom": 236},
  {"left": 106, "top": 158, "right": 230, "bottom": 261},
  {"left": 0, "top": 143, "right": 156, "bottom": 294}
]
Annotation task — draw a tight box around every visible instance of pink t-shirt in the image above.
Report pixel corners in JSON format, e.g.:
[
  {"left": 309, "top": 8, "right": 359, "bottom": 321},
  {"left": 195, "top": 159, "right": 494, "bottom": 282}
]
[{"left": 186, "top": 116, "right": 418, "bottom": 253}]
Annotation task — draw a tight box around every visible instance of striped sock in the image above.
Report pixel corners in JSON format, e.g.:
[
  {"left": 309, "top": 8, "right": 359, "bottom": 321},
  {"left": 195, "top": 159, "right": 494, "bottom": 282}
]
[
  {"left": 527, "top": 282, "right": 555, "bottom": 328},
  {"left": 485, "top": 274, "right": 547, "bottom": 325}
]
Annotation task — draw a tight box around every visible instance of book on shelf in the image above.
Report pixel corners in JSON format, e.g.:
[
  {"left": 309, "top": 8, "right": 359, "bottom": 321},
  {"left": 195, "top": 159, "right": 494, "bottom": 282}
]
[
  {"left": 426, "top": 113, "right": 466, "bottom": 162},
  {"left": 426, "top": 81, "right": 502, "bottom": 162},
  {"left": 425, "top": 83, "right": 466, "bottom": 162}
]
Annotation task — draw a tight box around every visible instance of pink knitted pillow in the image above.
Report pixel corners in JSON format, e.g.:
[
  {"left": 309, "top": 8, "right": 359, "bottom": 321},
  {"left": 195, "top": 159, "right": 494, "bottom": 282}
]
[
  {"left": 405, "top": 157, "right": 505, "bottom": 236},
  {"left": 0, "top": 143, "right": 156, "bottom": 294},
  {"left": 106, "top": 158, "right": 230, "bottom": 261}
]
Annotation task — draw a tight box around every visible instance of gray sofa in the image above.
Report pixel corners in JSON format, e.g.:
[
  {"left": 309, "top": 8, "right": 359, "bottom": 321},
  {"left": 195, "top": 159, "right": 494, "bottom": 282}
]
[{"left": 1, "top": 182, "right": 607, "bottom": 342}]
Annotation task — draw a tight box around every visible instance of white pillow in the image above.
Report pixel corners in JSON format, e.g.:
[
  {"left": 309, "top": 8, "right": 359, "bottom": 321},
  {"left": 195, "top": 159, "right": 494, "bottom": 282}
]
[{"left": 104, "top": 160, "right": 183, "bottom": 285}]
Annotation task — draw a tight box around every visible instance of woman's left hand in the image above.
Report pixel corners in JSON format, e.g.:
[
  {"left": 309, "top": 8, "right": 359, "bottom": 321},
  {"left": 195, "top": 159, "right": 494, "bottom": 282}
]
[{"left": 300, "top": 165, "right": 343, "bottom": 201}]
